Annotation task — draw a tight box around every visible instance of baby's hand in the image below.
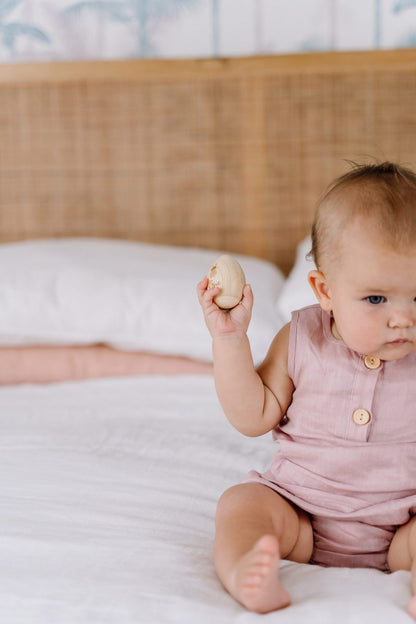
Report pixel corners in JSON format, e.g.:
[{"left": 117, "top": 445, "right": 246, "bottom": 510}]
[{"left": 197, "top": 276, "right": 253, "bottom": 338}]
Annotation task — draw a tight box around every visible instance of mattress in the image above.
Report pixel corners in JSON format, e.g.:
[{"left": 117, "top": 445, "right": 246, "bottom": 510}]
[{"left": 0, "top": 375, "right": 412, "bottom": 623}]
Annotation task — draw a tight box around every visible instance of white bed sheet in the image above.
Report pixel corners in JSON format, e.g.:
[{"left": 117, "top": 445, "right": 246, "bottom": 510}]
[{"left": 0, "top": 375, "right": 412, "bottom": 623}]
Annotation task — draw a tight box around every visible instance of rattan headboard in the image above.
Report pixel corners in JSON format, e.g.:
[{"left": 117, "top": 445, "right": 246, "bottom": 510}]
[{"left": 1, "top": 49, "right": 416, "bottom": 274}]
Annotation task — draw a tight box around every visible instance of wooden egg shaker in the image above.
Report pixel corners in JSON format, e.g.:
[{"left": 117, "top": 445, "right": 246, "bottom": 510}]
[{"left": 208, "top": 255, "right": 246, "bottom": 309}]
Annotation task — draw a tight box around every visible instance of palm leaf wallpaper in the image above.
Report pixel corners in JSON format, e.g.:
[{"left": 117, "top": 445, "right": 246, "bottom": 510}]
[{"left": 0, "top": 0, "right": 416, "bottom": 62}]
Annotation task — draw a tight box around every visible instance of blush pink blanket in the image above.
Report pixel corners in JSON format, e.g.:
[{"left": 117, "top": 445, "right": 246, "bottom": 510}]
[{"left": 0, "top": 345, "right": 213, "bottom": 385}]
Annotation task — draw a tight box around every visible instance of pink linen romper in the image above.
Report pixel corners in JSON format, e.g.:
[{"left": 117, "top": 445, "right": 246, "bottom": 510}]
[{"left": 245, "top": 304, "right": 416, "bottom": 571}]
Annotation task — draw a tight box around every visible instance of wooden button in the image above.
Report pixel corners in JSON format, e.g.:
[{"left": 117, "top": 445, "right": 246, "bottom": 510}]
[
  {"left": 364, "top": 355, "right": 381, "bottom": 369},
  {"left": 352, "top": 408, "right": 371, "bottom": 425}
]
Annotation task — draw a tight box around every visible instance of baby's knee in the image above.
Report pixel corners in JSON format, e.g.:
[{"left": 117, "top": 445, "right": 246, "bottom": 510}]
[
  {"left": 388, "top": 516, "right": 416, "bottom": 572},
  {"left": 215, "top": 483, "right": 276, "bottom": 525},
  {"left": 216, "top": 484, "right": 253, "bottom": 519}
]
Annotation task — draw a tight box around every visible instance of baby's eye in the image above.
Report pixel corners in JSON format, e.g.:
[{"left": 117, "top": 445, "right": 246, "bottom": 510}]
[{"left": 366, "top": 295, "right": 385, "bottom": 305}]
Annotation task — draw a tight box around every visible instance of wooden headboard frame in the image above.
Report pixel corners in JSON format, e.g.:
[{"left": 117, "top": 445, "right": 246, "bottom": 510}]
[{"left": 1, "top": 49, "right": 416, "bottom": 274}]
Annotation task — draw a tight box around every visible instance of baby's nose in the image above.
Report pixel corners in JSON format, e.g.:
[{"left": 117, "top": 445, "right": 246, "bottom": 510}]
[{"left": 387, "top": 307, "right": 415, "bottom": 329}]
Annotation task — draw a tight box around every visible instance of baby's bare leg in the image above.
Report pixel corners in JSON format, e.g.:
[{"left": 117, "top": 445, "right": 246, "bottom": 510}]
[
  {"left": 214, "top": 483, "right": 313, "bottom": 613},
  {"left": 388, "top": 516, "right": 416, "bottom": 619}
]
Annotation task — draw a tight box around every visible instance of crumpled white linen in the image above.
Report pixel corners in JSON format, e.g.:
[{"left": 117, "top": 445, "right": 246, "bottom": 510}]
[{"left": 0, "top": 376, "right": 411, "bottom": 623}]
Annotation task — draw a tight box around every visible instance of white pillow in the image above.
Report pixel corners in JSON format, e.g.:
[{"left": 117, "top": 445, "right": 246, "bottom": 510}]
[
  {"left": 276, "top": 237, "right": 318, "bottom": 323},
  {"left": 0, "top": 238, "right": 285, "bottom": 364}
]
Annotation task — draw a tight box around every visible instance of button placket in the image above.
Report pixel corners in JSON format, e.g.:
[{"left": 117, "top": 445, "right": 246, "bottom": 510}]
[{"left": 346, "top": 355, "right": 383, "bottom": 441}]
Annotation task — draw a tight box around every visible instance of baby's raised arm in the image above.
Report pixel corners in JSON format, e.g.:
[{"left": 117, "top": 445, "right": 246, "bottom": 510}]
[{"left": 197, "top": 277, "right": 293, "bottom": 437}]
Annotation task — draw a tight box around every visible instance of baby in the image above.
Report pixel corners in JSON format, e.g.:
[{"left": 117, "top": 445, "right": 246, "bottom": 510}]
[{"left": 197, "top": 161, "right": 416, "bottom": 617}]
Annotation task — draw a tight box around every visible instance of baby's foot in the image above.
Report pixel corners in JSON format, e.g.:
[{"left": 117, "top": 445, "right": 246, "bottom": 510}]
[
  {"left": 408, "top": 595, "right": 416, "bottom": 619},
  {"left": 230, "top": 535, "right": 291, "bottom": 614}
]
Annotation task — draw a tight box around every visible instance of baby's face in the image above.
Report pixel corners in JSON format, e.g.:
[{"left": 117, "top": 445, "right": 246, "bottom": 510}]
[{"left": 317, "top": 223, "right": 416, "bottom": 361}]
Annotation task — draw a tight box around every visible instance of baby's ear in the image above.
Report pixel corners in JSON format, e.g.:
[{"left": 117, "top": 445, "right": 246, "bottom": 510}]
[{"left": 308, "top": 270, "right": 333, "bottom": 312}]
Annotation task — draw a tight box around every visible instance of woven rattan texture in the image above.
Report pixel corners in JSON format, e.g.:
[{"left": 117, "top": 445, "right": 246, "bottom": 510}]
[{"left": 1, "top": 51, "right": 416, "bottom": 274}]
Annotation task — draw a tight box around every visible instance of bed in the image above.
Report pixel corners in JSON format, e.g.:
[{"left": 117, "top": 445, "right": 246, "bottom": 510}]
[{"left": 1, "top": 49, "right": 416, "bottom": 623}]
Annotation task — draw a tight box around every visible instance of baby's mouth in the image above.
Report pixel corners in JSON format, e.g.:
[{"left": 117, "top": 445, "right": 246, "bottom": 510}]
[{"left": 387, "top": 338, "right": 410, "bottom": 345}]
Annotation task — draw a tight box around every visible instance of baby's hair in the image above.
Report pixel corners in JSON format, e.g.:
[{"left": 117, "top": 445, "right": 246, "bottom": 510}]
[{"left": 310, "top": 161, "right": 416, "bottom": 269}]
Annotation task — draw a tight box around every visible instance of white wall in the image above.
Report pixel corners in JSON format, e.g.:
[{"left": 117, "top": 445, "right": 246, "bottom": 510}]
[{"left": 0, "top": 0, "right": 416, "bottom": 63}]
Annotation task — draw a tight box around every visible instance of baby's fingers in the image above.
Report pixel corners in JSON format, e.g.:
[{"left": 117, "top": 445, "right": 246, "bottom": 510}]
[
  {"left": 196, "top": 276, "right": 220, "bottom": 308},
  {"left": 196, "top": 276, "right": 208, "bottom": 301},
  {"left": 239, "top": 284, "right": 253, "bottom": 312}
]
